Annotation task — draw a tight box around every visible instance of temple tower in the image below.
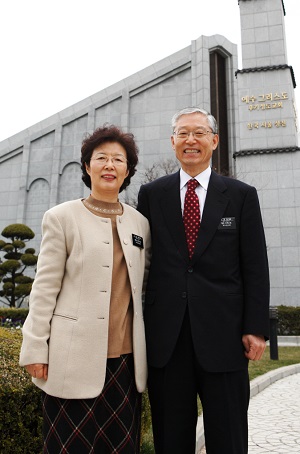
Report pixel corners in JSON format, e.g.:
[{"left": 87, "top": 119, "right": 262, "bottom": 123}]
[{"left": 235, "top": 0, "right": 299, "bottom": 306}]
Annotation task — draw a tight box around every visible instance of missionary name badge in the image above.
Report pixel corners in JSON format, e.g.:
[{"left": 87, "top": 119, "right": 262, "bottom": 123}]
[
  {"left": 132, "top": 234, "right": 144, "bottom": 248},
  {"left": 218, "top": 217, "right": 236, "bottom": 230}
]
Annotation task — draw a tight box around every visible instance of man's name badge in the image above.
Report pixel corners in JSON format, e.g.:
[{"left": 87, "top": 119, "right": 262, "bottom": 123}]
[
  {"left": 132, "top": 234, "right": 144, "bottom": 248},
  {"left": 218, "top": 217, "right": 236, "bottom": 229}
]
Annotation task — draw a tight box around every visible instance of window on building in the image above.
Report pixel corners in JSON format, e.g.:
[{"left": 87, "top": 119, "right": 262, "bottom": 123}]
[{"left": 210, "top": 51, "right": 229, "bottom": 176}]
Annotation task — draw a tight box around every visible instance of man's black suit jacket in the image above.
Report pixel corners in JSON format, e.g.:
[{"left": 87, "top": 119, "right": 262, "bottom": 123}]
[{"left": 137, "top": 170, "right": 270, "bottom": 372}]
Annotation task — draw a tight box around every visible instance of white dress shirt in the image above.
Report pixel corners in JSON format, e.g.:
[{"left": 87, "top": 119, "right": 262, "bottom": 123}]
[{"left": 180, "top": 166, "right": 211, "bottom": 217}]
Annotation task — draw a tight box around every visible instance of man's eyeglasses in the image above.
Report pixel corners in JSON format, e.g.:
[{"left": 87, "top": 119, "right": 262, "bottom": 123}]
[
  {"left": 173, "top": 128, "right": 215, "bottom": 140},
  {"left": 91, "top": 153, "right": 127, "bottom": 166}
]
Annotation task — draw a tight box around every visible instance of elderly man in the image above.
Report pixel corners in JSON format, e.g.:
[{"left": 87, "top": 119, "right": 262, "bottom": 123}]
[{"left": 137, "top": 107, "right": 269, "bottom": 454}]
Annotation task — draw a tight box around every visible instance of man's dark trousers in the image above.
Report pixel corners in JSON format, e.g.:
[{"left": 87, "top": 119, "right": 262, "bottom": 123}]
[{"left": 148, "top": 310, "right": 250, "bottom": 454}]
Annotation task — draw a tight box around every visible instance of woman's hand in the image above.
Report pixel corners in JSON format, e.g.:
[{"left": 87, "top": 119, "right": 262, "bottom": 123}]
[{"left": 25, "top": 363, "right": 48, "bottom": 380}]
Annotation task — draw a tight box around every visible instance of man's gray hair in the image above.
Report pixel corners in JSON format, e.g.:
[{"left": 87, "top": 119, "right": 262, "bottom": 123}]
[{"left": 171, "top": 107, "right": 218, "bottom": 134}]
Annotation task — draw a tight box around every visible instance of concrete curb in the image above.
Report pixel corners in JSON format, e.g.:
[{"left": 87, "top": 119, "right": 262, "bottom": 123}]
[
  {"left": 195, "top": 362, "right": 300, "bottom": 453},
  {"left": 267, "top": 336, "right": 300, "bottom": 347}
]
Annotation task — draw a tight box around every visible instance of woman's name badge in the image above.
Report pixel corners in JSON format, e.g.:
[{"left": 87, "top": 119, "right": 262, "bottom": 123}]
[{"left": 132, "top": 234, "right": 144, "bottom": 248}]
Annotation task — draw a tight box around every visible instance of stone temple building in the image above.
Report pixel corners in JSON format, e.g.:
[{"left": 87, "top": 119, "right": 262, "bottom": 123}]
[{"left": 0, "top": 0, "right": 299, "bottom": 307}]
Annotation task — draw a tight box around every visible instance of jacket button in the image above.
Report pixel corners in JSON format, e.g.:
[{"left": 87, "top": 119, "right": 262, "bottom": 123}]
[
  {"left": 187, "top": 267, "right": 193, "bottom": 273},
  {"left": 123, "top": 239, "right": 128, "bottom": 245},
  {"left": 182, "top": 292, "right": 187, "bottom": 298}
]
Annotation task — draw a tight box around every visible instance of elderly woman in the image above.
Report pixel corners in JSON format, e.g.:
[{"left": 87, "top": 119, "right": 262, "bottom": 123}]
[{"left": 19, "top": 125, "right": 151, "bottom": 453}]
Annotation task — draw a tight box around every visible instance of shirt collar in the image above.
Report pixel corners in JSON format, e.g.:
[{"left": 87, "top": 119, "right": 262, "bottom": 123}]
[{"left": 180, "top": 166, "right": 211, "bottom": 190}]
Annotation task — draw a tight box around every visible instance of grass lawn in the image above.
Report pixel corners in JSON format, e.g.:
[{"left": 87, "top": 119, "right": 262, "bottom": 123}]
[
  {"left": 248, "top": 346, "right": 300, "bottom": 380},
  {"left": 141, "top": 346, "right": 300, "bottom": 454}
]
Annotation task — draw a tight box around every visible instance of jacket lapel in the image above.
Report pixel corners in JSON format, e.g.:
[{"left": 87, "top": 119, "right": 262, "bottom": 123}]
[
  {"left": 159, "top": 171, "right": 190, "bottom": 263},
  {"left": 192, "top": 171, "right": 229, "bottom": 261}
]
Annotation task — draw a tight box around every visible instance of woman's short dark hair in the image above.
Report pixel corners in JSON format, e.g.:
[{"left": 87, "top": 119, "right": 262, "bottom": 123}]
[{"left": 81, "top": 124, "right": 139, "bottom": 193}]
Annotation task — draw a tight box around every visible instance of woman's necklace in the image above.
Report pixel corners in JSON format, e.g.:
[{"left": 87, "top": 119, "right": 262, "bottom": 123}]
[{"left": 83, "top": 199, "right": 123, "bottom": 215}]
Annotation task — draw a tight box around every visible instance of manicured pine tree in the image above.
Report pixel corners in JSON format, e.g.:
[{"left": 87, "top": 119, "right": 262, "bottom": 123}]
[{"left": 0, "top": 224, "right": 38, "bottom": 308}]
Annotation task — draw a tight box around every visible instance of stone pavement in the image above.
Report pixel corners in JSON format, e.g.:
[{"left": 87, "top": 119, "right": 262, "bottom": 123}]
[
  {"left": 197, "top": 363, "right": 300, "bottom": 453},
  {"left": 248, "top": 369, "right": 300, "bottom": 453}
]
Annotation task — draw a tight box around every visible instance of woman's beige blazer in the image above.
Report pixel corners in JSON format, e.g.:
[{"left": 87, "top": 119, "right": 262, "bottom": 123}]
[{"left": 19, "top": 199, "right": 151, "bottom": 399}]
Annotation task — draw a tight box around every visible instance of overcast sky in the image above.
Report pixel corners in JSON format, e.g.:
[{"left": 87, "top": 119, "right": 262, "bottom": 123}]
[{"left": 0, "top": 0, "right": 298, "bottom": 143}]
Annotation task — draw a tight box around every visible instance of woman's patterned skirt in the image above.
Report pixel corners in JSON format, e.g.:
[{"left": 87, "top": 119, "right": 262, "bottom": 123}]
[{"left": 42, "top": 354, "right": 142, "bottom": 453}]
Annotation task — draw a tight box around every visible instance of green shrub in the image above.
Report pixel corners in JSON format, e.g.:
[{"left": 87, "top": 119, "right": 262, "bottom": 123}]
[
  {"left": 0, "top": 308, "right": 28, "bottom": 328},
  {"left": 0, "top": 327, "right": 43, "bottom": 453},
  {"left": 277, "top": 305, "right": 300, "bottom": 335},
  {"left": 1, "top": 306, "right": 298, "bottom": 334}
]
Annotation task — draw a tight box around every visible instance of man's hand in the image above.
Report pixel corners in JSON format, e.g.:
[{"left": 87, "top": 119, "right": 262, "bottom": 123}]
[
  {"left": 242, "top": 334, "right": 266, "bottom": 361},
  {"left": 25, "top": 363, "right": 48, "bottom": 380}
]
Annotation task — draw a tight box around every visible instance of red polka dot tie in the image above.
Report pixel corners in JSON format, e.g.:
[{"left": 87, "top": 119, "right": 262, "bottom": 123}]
[{"left": 183, "top": 179, "right": 200, "bottom": 259}]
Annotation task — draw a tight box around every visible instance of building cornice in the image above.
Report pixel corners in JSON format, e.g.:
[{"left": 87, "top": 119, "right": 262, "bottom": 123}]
[
  {"left": 233, "top": 146, "right": 300, "bottom": 158},
  {"left": 238, "top": 0, "right": 286, "bottom": 15},
  {"left": 235, "top": 64, "right": 296, "bottom": 88}
]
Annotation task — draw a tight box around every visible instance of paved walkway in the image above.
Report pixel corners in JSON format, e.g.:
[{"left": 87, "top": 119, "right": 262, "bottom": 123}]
[
  {"left": 197, "top": 363, "right": 300, "bottom": 453},
  {"left": 248, "top": 370, "right": 300, "bottom": 453}
]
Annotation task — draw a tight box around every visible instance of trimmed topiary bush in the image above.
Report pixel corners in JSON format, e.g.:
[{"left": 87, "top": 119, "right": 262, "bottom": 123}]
[{"left": 0, "top": 223, "right": 37, "bottom": 308}]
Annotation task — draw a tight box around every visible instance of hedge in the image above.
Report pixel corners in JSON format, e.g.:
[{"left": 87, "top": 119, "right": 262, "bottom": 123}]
[
  {"left": 276, "top": 305, "right": 300, "bottom": 335},
  {"left": 0, "top": 328, "right": 43, "bottom": 453},
  {"left": 0, "top": 308, "right": 28, "bottom": 328},
  {"left": 1, "top": 306, "right": 300, "bottom": 334}
]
